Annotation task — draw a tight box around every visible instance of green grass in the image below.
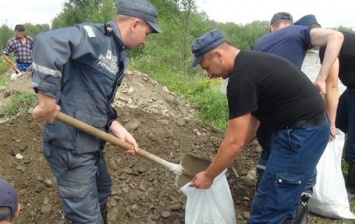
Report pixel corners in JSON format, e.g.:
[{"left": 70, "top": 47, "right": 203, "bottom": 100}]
[
  {"left": 0, "top": 56, "right": 11, "bottom": 75},
  {"left": 0, "top": 56, "right": 12, "bottom": 86},
  {"left": 0, "top": 75, "right": 10, "bottom": 87},
  {"left": 341, "top": 161, "right": 355, "bottom": 212},
  {"left": 342, "top": 160, "right": 350, "bottom": 176},
  {"left": 130, "top": 61, "right": 228, "bottom": 130},
  {"left": 351, "top": 200, "right": 355, "bottom": 212},
  {"left": 2, "top": 93, "right": 38, "bottom": 117},
  {"left": 188, "top": 86, "right": 228, "bottom": 129}
]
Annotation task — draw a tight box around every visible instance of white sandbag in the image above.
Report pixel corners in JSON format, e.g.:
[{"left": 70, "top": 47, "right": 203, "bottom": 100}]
[
  {"left": 180, "top": 169, "right": 236, "bottom": 224},
  {"left": 309, "top": 130, "right": 355, "bottom": 219}
]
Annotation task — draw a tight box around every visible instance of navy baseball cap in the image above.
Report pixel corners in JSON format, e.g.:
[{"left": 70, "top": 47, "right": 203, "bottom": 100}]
[
  {"left": 294, "top": 14, "right": 320, "bottom": 26},
  {"left": 191, "top": 29, "right": 226, "bottom": 67},
  {"left": 270, "top": 12, "right": 293, "bottom": 25},
  {"left": 0, "top": 179, "right": 18, "bottom": 221},
  {"left": 117, "top": 0, "right": 162, "bottom": 33},
  {"left": 14, "top": 24, "right": 25, "bottom": 31}
]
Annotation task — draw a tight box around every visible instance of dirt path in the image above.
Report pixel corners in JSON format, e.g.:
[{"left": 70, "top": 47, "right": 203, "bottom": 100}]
[{"left": 0, "top": 70, "right": 352, "bottom": 223}]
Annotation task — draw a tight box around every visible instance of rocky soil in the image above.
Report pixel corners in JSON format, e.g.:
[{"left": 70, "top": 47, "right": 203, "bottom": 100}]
[{"left": 0, "top": 70, "right": 353, "bottom": 224}]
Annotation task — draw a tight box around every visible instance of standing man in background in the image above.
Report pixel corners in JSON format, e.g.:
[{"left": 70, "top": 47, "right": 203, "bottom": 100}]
[
  {"left": 2, "top": 24, "right": 33, "bottom": 73},
  {"left": 31, "top": 0, "right": 162, "bottom": 223}
]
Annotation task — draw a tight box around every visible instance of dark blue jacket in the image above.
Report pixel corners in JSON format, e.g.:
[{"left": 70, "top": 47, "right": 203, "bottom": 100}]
[{"left": 32, "top": 20, "right": 128, "bottom": 154}]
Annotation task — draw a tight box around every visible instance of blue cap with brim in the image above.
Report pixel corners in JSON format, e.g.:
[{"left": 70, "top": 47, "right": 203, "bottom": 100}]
[
  {"left": 294, "top": 14, "right": 319, "bottom": 26},
  {"left": 0, "top": 179, "right": 18, "bottom": 221},
  {"left": 117, "top": 0, "right": 162, "bottom": 33},
  {"left": 191, "top": 29, "right": 226, "bottom": 68}
]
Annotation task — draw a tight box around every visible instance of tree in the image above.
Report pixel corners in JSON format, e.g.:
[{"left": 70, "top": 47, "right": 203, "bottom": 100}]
[
  {"left": 141, "top": 0, "right": 209, "bottom": 75},
  {"left": 23, "top": 23, "right": 50, "bottom": 39},
  {"left": 0, "top": 24, "right": 12, "bottom": 52},
  {"left": 219, "top": 20, "right": 269, "bottom": 50},
  {"left": 52, "top": 0, "right": 115, "bottom": 29}
]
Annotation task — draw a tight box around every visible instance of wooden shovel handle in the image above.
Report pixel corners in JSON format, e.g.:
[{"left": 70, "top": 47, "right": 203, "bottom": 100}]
[{"left": 56, "top": 112, "right": 178, "bottom": 171}]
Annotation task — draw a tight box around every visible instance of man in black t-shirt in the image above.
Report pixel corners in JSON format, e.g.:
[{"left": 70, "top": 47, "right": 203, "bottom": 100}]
[{"left": 189, "top": 29, "right": 330, "bottom": 224}]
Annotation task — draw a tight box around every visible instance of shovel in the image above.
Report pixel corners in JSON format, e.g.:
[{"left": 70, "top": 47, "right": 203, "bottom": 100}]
[{"left": 56, "top": 112, "right": 211, "bottom": 187}]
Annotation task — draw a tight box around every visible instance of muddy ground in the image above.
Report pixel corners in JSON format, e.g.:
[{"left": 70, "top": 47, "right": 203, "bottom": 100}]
[{"left": 0, "top": 70, "right": 353, "bottom": 223}]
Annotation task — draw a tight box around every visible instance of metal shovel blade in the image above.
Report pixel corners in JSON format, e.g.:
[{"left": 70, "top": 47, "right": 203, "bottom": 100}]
[{"left": 176, "top": 153, "right": 212, "bottom": 188}]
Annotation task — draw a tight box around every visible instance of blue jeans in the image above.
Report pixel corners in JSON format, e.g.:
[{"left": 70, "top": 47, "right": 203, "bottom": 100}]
[
  {"left": 256, "top": 124, "right": 316, "bottom": 196},
  {"left": 248, "top": 121, "right": 330, "bottom": 223},
  {"left": 17, "top": 62, "right": 31, "bottom": 72},
  {"left": 336, "top": 88, "right": 355, "bottom": 163},
  {"left": 43, "top": 144, "right": 112, "bottom": 224}
]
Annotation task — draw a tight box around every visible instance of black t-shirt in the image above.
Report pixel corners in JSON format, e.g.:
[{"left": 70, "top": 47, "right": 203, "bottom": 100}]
[
  {"left": 227, "top": 50, "right": 325, "bottom": 130},
  {"left": 319, "top": 31, "right": 355, "bottom": 88}
]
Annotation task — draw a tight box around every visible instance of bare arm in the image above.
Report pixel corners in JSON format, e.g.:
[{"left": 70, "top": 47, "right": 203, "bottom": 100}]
[
  {"left": 32, "top": 90, "right": 60, "bottom": 124},
  {"left": 310, "top": 28, "right": 343, "bottom": 93},
  {"left": 324, "top": 59, "right": 340, "bottom": 139},
  {"left": 2, "top": 54, "right": 19, "bottom": 72},
  {"left": 190, "top": 113, "right": 259, "bottom": 188}
]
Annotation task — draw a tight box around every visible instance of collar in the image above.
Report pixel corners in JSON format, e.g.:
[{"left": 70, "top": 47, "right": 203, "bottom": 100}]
[
  {"left": 15, "top": 35, "right": 28, "bottom": 40},
  {"left": 107, "top": 20, "right": 125, "bottom": 50}
]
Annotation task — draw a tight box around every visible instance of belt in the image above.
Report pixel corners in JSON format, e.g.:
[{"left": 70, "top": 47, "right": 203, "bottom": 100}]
[{"left": 283, "top": 113, "right": 328, "bottom": 130}]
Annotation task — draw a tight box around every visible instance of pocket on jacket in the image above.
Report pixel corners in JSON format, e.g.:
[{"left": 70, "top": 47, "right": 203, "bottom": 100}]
[{"left": 73, "top": 110, "right": 108, "bottom": 153}]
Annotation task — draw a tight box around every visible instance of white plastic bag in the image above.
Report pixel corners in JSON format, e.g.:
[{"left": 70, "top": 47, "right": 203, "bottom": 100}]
[
  {"left": 180, "top": 169, "right": 237, "bottom": 224},
  {"left": 309, "top": 130, "right": 355, "bottom": 219},
  {"left": 10, "top": 72, "right": 17, "bottom": 80}
]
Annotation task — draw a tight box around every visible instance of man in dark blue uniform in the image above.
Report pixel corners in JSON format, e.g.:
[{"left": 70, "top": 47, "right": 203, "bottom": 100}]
[
  {"left": 31, "top": 0, "right": 162, "bottom": 223},
  {"left": 189, "top": 29, "right": 330, "bottom": 224}
]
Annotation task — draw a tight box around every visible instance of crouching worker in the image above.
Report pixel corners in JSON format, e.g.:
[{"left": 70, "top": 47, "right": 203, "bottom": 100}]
[{"left": 189, "top": 29, "right": 330, "bottom": 223}]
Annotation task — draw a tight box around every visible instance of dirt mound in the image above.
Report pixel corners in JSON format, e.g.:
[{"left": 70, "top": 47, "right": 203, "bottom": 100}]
[{"left": 0, "top": 70, "right": 349, "bottom": 223}]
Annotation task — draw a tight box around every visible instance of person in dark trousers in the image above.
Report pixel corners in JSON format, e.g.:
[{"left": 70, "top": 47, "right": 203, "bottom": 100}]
[
  {"left": 317, "top": 28, "right": 355, "bottom": 203},
  {"left": 2, "top": 24, "right": 33, "bottom": 73},
  {"left": 189, "top": 29, "right": 330, "bottom": 224},
  {"left": 31, "top": 0, "right": 162, "bottom": 223},
  {"left": 252, "top": 12, "right": 343, "bottom": 223},
  {"left": 297, "top": 13, "right": 355, "bottom": 204}
]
